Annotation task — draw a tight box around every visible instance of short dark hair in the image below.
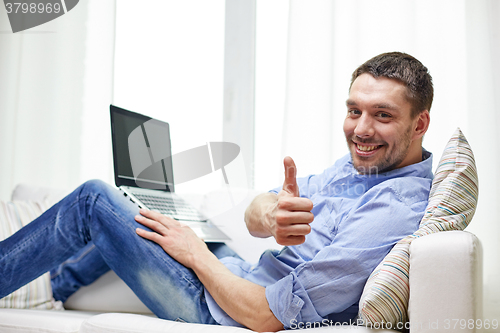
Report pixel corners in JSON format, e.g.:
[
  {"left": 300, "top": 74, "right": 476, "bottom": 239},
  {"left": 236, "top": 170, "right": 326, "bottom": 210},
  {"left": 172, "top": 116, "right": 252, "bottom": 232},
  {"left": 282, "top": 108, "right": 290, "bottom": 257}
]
[{"left": 350, "top": 52, "right": 433, "bottom": 118}]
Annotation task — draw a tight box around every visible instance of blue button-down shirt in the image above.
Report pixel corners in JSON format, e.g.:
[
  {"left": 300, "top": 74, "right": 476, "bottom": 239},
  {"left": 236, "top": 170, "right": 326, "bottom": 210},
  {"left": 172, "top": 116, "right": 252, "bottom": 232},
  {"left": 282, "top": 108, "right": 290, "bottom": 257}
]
[{"left": 205, "top": 151, "right": 433, "bottom": 328}]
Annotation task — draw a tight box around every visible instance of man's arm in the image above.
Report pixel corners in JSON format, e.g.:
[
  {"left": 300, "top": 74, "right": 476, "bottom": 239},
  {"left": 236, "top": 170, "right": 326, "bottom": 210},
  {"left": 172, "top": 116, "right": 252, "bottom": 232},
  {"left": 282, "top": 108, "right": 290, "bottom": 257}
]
[
  {"left": 244, "top": 156, "right": 314, "bottom": 246},
  {"left": 191, "top": 248, "right": 283, "bottom": 331},
  {"left": 135, "top": 210, "right": 284, "bottom": 332},
  {"left": 134, "top": 156, "right": 313, "bottom": 330}
]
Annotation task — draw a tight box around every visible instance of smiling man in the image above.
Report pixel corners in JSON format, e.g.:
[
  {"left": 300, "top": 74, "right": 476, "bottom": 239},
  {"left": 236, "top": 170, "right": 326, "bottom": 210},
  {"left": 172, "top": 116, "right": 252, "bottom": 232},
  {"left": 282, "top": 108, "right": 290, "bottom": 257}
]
[
  {"left": 344, "top": 56, "right": 431, "bottom": 174},
  {"left": 0, "top": 52, "right": 433, "bottom": 332}
]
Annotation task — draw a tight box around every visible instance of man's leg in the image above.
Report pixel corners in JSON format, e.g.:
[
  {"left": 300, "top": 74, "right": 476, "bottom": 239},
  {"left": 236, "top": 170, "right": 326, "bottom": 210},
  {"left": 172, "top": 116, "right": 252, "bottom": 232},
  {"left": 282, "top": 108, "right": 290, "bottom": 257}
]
[
  {"left": 50, "top": 240, "right": 240, "bottom": 303},
  {"left": 50, "top": 243, "right": 110, "bottom": 302},
  {"left": 0, "top": 179, "right": 236, "bottom": 324}
]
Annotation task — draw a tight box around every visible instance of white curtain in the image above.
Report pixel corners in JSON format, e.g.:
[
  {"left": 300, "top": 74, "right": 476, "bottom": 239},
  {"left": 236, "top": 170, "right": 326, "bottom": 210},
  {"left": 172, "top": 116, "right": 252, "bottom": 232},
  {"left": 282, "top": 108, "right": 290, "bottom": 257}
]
[
  {"left": 0, "top": 0, "right": 116, "bottom": 200},
  {"left": 113, "top": 0, "right": 225, "bottom": 195},
  {"left": 255, "top": 0, "right": 499, "bottom": 320}
]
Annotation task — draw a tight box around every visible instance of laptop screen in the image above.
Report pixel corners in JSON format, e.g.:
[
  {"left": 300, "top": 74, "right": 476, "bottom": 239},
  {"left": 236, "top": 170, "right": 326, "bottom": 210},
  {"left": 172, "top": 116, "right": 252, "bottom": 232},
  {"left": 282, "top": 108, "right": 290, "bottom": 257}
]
[{"left": 110, "top": 105, "right": 174, "bottom": 192}]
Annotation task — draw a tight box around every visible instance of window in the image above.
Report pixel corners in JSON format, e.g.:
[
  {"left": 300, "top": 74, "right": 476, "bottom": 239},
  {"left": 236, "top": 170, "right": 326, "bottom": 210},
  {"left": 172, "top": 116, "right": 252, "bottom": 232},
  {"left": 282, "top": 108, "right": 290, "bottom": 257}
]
[{"left": 114, "top": 0, "right": 225, "bottom": 194}]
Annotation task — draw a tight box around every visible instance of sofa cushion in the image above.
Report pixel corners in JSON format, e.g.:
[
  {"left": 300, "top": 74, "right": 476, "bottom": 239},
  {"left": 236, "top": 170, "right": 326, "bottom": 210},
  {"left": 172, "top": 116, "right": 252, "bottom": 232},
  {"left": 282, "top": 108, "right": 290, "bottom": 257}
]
[
  {"left": 0, "top": 308, "right": 95, "bottom": 333},
  {"left": 80, "top": 313, "right": 251, "bottom": 333},
  {"left": 357, "top": 128, "right": 478, "bottom": 327},
  {"left": 80, "top": 312, "right": 397, "bottom": 333},
  {"left": 0, "top": 200, "right": 62, "bottom": 310}
]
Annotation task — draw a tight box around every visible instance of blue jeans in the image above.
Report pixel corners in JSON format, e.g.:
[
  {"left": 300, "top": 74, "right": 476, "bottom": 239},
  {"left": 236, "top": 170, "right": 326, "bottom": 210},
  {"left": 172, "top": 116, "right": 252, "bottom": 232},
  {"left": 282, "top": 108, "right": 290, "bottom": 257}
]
[{"left": 0, "top": 180, "right": 240, "bottom": 324}]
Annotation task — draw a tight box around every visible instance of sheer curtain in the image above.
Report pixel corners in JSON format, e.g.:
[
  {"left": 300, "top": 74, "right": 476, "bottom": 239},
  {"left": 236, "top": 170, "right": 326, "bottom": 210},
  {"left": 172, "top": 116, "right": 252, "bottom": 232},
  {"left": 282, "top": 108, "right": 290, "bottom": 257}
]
[
  {"left": 0, "top": 0, "right": 228, "bottom": 199},
  {"left": 113, "top": 0, "right": 226, "bottom": 195},
  {"left": 0, "top": 0, "right": 116, "bottom": 200},
  {"left": 255, "top": 0, "right": 499, "bottom": 320},
  {"left": 0, "top": 0, "right": 231, "bottom": 198}
]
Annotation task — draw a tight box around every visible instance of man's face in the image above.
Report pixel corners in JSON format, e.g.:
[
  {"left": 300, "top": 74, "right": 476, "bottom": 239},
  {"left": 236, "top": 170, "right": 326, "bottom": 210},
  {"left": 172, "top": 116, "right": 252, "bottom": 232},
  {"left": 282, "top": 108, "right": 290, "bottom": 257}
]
[{"left": 343, "top": 73, "right": 421, "bottom": 174}]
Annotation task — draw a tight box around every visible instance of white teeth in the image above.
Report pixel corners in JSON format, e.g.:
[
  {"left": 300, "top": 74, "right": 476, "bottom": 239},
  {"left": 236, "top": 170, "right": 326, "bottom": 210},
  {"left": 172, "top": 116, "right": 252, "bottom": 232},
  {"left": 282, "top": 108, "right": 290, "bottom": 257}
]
[{"left": 357, "top": 144, "right": 378, "bottom": 152}]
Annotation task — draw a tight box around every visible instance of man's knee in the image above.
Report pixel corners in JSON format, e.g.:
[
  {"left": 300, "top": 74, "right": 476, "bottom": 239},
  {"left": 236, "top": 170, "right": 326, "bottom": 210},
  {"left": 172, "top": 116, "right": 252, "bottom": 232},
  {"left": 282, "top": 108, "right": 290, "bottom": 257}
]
[
  {"left": 80, "top": 179, "right": 138, "bottom": 216},
  {"left": 83, "top": 179, "right": 111, "bottom": 190},
  {"left": 80, "top": 179, "right": 113, "bottom": 197}
]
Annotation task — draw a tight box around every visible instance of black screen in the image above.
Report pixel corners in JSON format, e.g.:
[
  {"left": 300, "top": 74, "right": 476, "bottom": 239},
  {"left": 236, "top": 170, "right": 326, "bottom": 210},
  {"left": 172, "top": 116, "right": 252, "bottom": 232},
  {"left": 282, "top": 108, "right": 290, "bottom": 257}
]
[{"left": 110, "top": 105, "right": 174, "bottom": 191}]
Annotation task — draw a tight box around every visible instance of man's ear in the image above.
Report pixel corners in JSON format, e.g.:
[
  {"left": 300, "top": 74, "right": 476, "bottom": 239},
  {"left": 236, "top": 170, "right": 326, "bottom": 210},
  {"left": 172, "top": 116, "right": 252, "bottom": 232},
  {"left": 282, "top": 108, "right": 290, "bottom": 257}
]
[{"left": 412, "top": 110, "right": 430, "bottom": 141}]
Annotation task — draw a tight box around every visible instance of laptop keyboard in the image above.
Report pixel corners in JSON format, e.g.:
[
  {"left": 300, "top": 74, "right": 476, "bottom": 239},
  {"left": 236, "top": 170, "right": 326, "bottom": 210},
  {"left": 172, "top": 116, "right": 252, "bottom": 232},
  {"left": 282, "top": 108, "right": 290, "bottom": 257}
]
[{"left": 133, "top": 193, "right": 207, "bottom": 222}]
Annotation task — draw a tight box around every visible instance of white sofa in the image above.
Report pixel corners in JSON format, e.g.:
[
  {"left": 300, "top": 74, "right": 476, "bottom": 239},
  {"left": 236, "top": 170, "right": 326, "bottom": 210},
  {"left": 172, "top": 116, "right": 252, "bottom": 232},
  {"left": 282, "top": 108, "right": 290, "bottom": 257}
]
[{"left": 0, "top": 185, "right": 483, "bottom": 333}]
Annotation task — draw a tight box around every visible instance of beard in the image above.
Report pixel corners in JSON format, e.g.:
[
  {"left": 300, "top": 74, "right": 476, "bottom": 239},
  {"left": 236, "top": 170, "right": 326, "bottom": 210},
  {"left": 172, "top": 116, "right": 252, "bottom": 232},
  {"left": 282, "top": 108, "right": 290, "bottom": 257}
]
[{"left": 348, "top": 125, "right": 413, "bottom": 175}]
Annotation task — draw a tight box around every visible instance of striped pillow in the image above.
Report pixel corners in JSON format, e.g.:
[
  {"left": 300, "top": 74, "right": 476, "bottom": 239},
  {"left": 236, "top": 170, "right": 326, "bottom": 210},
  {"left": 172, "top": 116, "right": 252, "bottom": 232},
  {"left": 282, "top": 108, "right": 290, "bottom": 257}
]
[
  {"left": 0, "top": 200, "right": 60, "bottom": 309},
  {"left": 358, "top": 128, "right": 478, "bottom": 327}
]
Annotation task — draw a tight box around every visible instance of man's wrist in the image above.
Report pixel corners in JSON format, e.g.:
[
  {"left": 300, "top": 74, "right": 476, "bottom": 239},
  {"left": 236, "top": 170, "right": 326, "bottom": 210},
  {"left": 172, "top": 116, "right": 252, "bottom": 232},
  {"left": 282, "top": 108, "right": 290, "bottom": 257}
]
[
  {"left": 245, "top": 192, "right": 277, "bottom": 238},
  {"left": 263, "top": 198, "right": 278, "bottom": 236},
  {"left": 190, "top": 249, "right": 220, "bottom": 274}
]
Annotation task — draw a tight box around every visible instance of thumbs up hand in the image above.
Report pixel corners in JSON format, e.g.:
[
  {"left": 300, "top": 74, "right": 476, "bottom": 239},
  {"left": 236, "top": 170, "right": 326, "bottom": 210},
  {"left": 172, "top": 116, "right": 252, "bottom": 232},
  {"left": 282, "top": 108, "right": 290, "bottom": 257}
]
[
  {"left": 270, "top": 156, "right": 314, "bottom": 245},
  {"left": 281, "top": 156, "right": 300, "bottom": 197}
]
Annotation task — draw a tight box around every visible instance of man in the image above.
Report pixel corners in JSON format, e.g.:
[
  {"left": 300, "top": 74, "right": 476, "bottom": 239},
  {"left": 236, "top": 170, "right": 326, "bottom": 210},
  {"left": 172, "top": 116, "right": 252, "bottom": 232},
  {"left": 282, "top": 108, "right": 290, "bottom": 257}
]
[{"left": 0, "top": 52, "right": 433, "bottom": 331}]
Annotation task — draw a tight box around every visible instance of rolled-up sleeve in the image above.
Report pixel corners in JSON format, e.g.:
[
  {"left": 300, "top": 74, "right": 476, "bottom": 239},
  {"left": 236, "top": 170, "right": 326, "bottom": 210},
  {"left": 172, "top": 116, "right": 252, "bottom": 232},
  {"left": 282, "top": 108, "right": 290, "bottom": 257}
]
[
  {"left": 265, "top": 247, "right": 388, "bottom": 327},
  {"left": 266, "top": 275, "right": 305, "bottom": 323}
]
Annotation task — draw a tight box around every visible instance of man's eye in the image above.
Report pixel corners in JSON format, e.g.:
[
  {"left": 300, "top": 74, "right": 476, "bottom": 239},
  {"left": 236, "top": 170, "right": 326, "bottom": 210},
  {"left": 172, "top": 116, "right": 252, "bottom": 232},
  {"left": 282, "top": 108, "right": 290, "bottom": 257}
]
[
  {"left": 348, "top": 109, "right": 361, "bottom": 116},
  {"left": 377, "top": 112, "right": 392, "bottom": 118}
]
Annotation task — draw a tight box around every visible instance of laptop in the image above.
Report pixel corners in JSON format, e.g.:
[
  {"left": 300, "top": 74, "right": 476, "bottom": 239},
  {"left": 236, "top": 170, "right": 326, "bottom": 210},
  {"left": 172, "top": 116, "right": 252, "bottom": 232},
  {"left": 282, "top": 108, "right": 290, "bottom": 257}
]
[{"left": 110, "top": 104, "right": 230, "bottom": 242}]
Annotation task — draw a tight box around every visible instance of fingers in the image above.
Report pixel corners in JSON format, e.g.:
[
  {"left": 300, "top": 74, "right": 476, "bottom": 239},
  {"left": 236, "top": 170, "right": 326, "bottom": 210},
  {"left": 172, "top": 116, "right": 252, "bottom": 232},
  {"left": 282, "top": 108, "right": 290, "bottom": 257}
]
[
  {"left": 282, "top": 156, "right": 299, "bottom": 197},
  {"left": 277, "top": 196, "right": 313, "bottom": 212},
  {"left": 138, "top": 209, "right": 180, "bottom": 226},
  {"left": 277, "top": 235, "right": 307, "bottom": 246},
  {"left": 135, "top": 211, "right": 182, "bottom": 245},
  {"left": 272, "top": 196, "right": 314, "bottom": 246},
  {"left": 275, "top": 218, "right": 312, "bottom": 235},
  {"left": 274, "top": 209, "right": 313, "bottom": 241},
  {"left": 135, "top": 214, "right": 168, "bottom": 235},
  {"left": 275, "top": 210, "right": 314, "bottom": 226},
  {"left": 139, "top": 208, "right": 167, "bottom": 222},
  {"left": 273, "top": 224, "right": 311, "bottom": 245},
  {"left": 136, "top": 227, "right": 164, "bottom": 243},
  {"left": 135, "top": 209, "right": 180, "bottom": 235}
]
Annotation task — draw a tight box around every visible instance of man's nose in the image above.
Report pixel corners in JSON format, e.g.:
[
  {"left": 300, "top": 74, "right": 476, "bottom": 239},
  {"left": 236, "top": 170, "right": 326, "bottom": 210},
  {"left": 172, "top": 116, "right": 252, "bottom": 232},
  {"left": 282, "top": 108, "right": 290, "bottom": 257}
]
[{"left": 353, "top": 114, "right": 374, "bottom": 138}]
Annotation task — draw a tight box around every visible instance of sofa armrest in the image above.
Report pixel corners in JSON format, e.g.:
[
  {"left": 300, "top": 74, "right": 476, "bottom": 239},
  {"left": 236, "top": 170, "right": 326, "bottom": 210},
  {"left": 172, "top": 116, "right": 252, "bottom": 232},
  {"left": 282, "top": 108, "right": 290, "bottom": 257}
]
[{"left": 408, "top": 231, "right": 482, "bottom": 332}]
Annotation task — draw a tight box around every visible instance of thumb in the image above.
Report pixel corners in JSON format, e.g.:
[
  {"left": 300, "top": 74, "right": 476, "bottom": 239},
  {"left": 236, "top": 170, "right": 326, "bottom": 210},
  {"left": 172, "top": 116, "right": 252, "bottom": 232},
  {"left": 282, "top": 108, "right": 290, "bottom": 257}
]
[{"left": 282, "top": 156, "right": 299, "bottom": 197}]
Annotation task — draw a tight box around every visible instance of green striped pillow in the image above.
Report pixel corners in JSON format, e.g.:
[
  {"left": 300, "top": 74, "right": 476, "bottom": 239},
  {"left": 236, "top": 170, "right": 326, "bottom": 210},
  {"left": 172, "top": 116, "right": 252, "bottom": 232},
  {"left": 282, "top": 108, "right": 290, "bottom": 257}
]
[
  {"left": 0, "top": 200, "right": 60, "bottom": 309},
  {"left": 358, "top": 128, "right": 478, "bottom": 327}
]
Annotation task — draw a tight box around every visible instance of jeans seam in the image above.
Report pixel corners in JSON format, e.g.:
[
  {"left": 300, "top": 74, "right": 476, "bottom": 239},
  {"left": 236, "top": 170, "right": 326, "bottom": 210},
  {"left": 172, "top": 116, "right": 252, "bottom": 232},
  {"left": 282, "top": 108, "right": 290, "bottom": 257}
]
[{"left": 50, "top": 243, "right": 97, "bottom": 279}]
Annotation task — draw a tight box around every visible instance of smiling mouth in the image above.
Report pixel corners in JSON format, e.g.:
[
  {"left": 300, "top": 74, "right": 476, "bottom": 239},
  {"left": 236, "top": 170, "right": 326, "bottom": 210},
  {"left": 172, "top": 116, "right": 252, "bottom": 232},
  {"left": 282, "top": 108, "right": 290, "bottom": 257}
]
[
  {"left": 357, "top": 144, "right": 379, "bottom": 151},
  {"left": 354, "top": 143, "right": 383, "bottom": 155}
]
